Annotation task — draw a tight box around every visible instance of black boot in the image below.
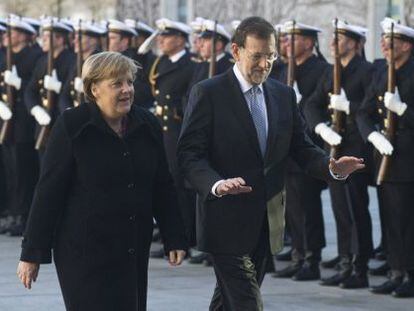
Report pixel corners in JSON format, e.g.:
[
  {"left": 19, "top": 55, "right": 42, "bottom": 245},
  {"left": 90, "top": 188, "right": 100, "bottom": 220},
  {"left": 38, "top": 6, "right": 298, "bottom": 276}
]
[
  {"left": 340, "top": 273, "right": 369, "bottom": 289},
  {"left": 393, "top": 279, "right": 414, "bottom": 298},
  {"left": 292, "top": 262, "right": 320, "bottom": 281},
  {"left": 188, "top": 252, "right": 209, "bottom": 264},
  {"left": 369, "top": 262, "right": 390, "bottom": 276},
  {"left": 320, "top": 269, "right": 352, "bottom": 287},
  {"left": 0, "top": 215, "right": 13, "bottom": 234},
  {"left": 273, "top": 262, "right": 303, "bottom": 278},
  {"left": 320, "top": 256, "right": 340, "bottom": 269},
  {"left": 6, "top": 215, "right": 25, "bottom": 237},
  {"left": 371, "top": 277, "right": 403, "bottom": 295}
]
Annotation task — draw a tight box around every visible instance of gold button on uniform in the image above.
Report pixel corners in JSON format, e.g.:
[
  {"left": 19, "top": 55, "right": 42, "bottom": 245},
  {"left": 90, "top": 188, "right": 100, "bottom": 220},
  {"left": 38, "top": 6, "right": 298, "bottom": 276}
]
[
  {"left": 163, "top": 126, "right": 168, "bottom": 132},
  {"left": 378, "top": 108, "right": 383, "bottom": 114},
  {"left": 378, "top": 96, "right": 383, "bottom": 101},
  {"left": 165, "top": 94, "right": 171, "bottom": 99},
  {"left": 155, "top": 89, "right": 160, "bottom": 95}
]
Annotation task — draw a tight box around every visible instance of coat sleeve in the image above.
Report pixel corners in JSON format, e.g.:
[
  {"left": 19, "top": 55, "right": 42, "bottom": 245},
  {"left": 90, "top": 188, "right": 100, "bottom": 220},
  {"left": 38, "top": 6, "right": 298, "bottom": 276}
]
[
  {"left": 177, "top": 82, "right": 223, "bottom": 201},
  {"left": 148, "top": 114, "right": 188, "bottom": 253},
  {"left": 20, "top": 115, "right": 75, "bottom": 264},
  {"left": 288, "top": 88, "right": 331, "bottom": 181},
  {"left": 356, "top": 77, "right": 380, "bottom": 141},
  {"left": 24, "top": 57, "right": 43, "bottom": 112}
]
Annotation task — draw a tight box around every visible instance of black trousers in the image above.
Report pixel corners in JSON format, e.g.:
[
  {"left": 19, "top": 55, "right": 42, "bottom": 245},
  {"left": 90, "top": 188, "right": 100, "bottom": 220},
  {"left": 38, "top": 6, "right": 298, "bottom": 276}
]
[
  {"left": 2, "top": 142, "right": 39, "bottom": 217},
  {"left": 329, "top": 173, "right": 373, "bottom": 269},
  {"left": 0, "top": 146, "right": 7, "bottom": 214},
  {"left": 286, "top": 172, "right": 325, "bottom": 262},
  {"left": 209, "top": 220, "right": 270, "bottom": 311},
  {"left": 380, "top": 182, "right": 414, "bottom": 271}
]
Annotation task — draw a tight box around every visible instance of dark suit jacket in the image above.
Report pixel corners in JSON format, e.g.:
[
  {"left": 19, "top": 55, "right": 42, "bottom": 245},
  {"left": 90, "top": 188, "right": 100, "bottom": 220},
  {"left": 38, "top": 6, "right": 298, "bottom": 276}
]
[{"left": 177, "top": 69, "right": 331, "bottom": 255}]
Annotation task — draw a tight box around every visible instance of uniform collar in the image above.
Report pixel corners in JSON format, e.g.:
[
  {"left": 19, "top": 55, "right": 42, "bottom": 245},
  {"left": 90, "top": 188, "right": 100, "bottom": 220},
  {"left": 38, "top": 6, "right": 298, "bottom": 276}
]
[
  {"left": 169, "top": 49, "right": 186, "bottom": 63},
  {"left": 232, "top": 63, "right": 264, "bottom": 94}
]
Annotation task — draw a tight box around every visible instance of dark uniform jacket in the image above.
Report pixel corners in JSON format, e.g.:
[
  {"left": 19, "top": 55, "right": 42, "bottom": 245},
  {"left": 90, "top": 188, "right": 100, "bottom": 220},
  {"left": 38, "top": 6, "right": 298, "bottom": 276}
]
[
  {"left": 0, "top": 45, "right": 43, "bottom": 143},
  {"left": 279, "top": 55, "right": 329, "bottom": 175},
  {"left": 177, "top": 70, "right": 331, "bottom": 255},
  {"left": 357, "top": 58, "right": 414, "bottom": 182},
  {"left": 20, "top": 102, "right": 187, "bottom": 310},
  {"left": 24, "top": 48, "right": 75, "bottom": 121},
  {"left": 269, "top": 58, "right": 287, "bottom": 82},
  {"left": 305, "top": 55, "right": 375, "bottom": 164},
  {"left": 59, "top": 49, "right": 101, "bottom": 111}
]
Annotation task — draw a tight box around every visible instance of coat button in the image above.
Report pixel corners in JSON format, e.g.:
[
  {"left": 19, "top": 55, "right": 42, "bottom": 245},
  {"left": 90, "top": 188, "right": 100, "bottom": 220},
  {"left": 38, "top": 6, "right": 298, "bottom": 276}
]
[
  {"left": 123, "top": 151, "right": 130, "bottom": 157},
  {"left": 129, "top": 215, "right": 136, "bottom": 221},
  {"left": 128, "top": 183, "right": 134, "bottom": 189},
  {"left": 128, "top": 248, "right": 135, "bottom": 255}
]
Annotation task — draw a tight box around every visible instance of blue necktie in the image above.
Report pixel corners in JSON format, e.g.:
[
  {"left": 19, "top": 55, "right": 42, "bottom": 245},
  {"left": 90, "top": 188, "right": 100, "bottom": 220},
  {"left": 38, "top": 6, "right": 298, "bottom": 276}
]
[{"left": 246, "top": 86, "right": 267, "bottom": 156}]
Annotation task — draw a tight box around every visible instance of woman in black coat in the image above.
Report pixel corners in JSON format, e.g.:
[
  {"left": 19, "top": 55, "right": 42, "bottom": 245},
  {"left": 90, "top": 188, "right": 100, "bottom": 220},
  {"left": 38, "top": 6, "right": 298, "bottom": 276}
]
[{"left": 17, "top": 52, "right": 187, "bottom": 311}]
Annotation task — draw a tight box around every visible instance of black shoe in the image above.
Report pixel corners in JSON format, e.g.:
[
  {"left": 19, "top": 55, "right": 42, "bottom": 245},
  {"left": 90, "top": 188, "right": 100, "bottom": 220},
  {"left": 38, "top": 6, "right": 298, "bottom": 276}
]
[
  {"left": 188, "top": 253, "right": 208, "bottom": 264},
  {"left": 369, "top": 262, "right": 390, "bottom": 276},
  {"left": 150, "top": 247, "right": 165, "bottom": 258},
  {"left": 152, "top": 230, "right": 162, "bottom": 242},
  {"left": 320, "top": 270, "right": 352, "bottom": 287},
  {"left": 393, "top": 280, "right": 414, "bottom": 298},
  {"left": 275, "top": 249, "right": 292, "bottom": 261},
  {"left": 292, "top": 264, "right": 320, "bottom": 281},
  {"left": 371, "top": 278, "right": 403, "bottom": 295},
  {"left": 321, "top": 256, "right": 340, "bottom": 269},
  {"left": 340, "top": 273, "right": 369, "bottom": 289},
  {"left": 273, "top": 263, "right": 303, "bottom": 278}
]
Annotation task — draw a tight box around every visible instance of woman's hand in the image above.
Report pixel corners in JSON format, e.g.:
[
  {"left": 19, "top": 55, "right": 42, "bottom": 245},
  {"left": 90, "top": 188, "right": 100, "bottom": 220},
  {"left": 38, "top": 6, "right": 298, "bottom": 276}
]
[
  {"left": 168, "top": 250, "right": 186, "bottom": 266},
  {"left": 17, "top": 261, "right": 40, "bottom": 289}
]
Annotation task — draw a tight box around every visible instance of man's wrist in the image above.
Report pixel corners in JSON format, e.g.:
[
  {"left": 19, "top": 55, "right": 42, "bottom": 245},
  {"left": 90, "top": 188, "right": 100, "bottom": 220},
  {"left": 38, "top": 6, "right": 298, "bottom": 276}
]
[{"left": 211, "top": 180, "right": 225, "bottom": 197}]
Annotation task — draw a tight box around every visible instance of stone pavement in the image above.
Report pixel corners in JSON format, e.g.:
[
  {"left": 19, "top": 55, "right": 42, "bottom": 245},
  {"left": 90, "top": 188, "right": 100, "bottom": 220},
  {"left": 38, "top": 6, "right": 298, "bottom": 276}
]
[{"left": 0, "top": 188, "right": 412, "bottom": 310}]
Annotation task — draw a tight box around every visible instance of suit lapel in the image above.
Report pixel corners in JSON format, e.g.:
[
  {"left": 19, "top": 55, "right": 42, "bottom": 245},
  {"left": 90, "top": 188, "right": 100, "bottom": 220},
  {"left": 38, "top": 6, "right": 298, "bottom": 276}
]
[
  {"left": 226, "top": 70, "right": 263, "bottom": 160},
  {"left": 263, "top": 80, "right": 280, "bottom": 165}
]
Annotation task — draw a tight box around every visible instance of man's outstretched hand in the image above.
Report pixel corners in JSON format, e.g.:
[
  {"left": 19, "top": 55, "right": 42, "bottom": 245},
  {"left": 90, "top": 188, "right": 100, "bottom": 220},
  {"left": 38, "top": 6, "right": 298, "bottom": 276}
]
[
  {"left": 216, "top": 177, "right": 253, "bottom": 196},
  {"left": 329, "top": 156, "right": 365, "bottom": 177}
]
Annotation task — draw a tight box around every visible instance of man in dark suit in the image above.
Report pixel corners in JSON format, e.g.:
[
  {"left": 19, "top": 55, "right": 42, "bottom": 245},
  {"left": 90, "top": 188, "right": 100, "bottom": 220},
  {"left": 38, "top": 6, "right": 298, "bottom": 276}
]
[{"left": 177, "top": 17, "right": 365, "bottom": 310}]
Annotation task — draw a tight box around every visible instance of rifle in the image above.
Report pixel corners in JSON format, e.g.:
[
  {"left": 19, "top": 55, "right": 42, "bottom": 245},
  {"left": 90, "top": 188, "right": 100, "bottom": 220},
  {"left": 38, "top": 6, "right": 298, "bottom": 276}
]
[
  {"left": 0, "top": 18, "right": 14, "bottom": 144},
  {"left": 208, "top": 21, "right": 218, "bottom": 78},
  {"left": 286, "top": 20, "right": 295, "bottom": 87},
  {"left": 35, "top": 22, "right": 55, "bottom": 150},
  {"left": 376, "top": 22, "right": 396, "bottom": 185},
  {"left": 329, "top": 18, "right": 345, "bottom": 159},
  {"left": 75, "top": 19, "right": 83, "bottom": 107}
]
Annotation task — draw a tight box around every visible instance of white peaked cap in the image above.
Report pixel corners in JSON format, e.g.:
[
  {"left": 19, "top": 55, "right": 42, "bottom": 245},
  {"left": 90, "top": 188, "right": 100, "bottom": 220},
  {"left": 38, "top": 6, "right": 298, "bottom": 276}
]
[
  {"left": 107, "top": 19, "right": 137, "bottom": 36},
  {"left": 124, "top": 19, "right": 154, "bottom": 35}
]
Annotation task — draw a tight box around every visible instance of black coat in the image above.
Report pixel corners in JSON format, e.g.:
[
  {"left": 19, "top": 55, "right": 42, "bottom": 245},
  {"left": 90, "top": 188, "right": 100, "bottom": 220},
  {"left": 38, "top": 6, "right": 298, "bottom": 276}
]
[
  {"left": 20, "top": 102, "right": 187, "bottom": 311},
  {"left": 177, "top": 69, "right": 331, "bottom": 255},
  {"left": 357, "top": 58, "right": 414, "bottom": 182},
  {"left": 0, "top": 45, "right": 43, "bottom": 143}
]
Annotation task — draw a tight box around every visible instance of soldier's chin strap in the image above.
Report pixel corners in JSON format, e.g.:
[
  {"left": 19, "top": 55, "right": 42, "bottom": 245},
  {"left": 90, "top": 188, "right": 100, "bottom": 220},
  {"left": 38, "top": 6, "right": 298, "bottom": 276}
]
[{"left": 314, "top": 37, "right": 326, "bottom": 62}]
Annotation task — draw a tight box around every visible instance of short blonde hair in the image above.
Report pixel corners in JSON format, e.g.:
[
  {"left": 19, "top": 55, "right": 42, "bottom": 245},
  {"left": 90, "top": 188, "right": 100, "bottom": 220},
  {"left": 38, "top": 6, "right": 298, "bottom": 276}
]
[{"left": 82, "top": 51, "right": 139, "bottom": 102}]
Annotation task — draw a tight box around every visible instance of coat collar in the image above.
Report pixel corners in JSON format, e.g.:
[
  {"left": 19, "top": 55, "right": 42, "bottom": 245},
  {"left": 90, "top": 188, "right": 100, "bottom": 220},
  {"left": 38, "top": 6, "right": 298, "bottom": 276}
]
[{"left": 70, "top": 102, "right": 148, "bottom": 139}]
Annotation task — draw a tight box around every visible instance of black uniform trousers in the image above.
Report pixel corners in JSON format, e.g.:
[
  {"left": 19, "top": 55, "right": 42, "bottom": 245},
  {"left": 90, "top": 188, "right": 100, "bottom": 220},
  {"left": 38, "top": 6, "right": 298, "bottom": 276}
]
[
  {"left": 2, "top": 142, "right": 39, "bottom": 218},
  {"left": 286, "top": 172, "right": 325, "bottom": 262},
  {"left": 209, "top": 217, "right": 270, "bottom": 311},
  {"left": 380, "top": 182, "right": 414, "bottom": 272},
  {"left": 328, "top": 173, "right": 373, "bottom": 271}
]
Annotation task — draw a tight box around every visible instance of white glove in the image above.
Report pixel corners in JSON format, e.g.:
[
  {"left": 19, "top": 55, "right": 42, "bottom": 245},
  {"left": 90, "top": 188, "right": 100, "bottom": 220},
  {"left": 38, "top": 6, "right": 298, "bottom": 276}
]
[
  {"left": 138, "top": 30, "right": 159, "bottom": 55},
  {"left": 384, "top": 87, "right": 407, "bottom": 116},
  {"left": 315, "top": 122, "right": 342, "bottom": 146},
  {"left": 0, "top": 101, "right": 12, "bottom": 121},
  {"left": 31, "top": 105, "right": 51, "bottom": 126},
  {"left": 4, "top": 65, "right": 22, "bottom": 90},
  {"left": 293, "top": 81, "right": 302, "bottom": 104},
  {"left": 367, "top": 131, "right": 393, "bottom": 155},
  {"left": 74, "top": 77, "right": 84, "bottom": 93},
  {"left": 330, "top": 88, "right": 350, "bottom": 115},
  {"left": 43, "top": 69, "right": 62, "bottom": 94}
]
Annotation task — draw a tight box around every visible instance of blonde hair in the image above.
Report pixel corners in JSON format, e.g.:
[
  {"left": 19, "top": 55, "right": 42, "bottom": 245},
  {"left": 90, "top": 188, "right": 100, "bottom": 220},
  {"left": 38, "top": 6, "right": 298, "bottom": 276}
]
[{"left": 82, "top": 51, "right": 139, "bottom": 102}]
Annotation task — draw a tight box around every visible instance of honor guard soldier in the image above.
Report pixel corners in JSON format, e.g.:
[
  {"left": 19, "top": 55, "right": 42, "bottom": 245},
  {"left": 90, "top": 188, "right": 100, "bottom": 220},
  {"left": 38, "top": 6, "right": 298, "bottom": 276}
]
[
  {"left": 272, "top": 21, "right": 329, "bottom": 281},
  {"left": 269, "top": 24, "right": 288, "bottom": 82},
  {"left": 59, "top": 20, "right": 105, "bottom": 110},
  {"left": 149, "top": 18, "right": 195, "bottom": 257},
  {"left": 357, "top": 18, "right": 414, "bottom": 298},
  {"left": 22, "top": 17, "right": 43, "bottom": 56},
  {"left": 107, "top": 19, "right": 137, "bottom": 57},
  {"left": 305, "top": 20, "right": 375, "bottom": 289},
  {"left": 187, "top": 19, "right": 233, "bottom": 96},
  {"left": 189, "top": 17, "right": 205, "bottom": 61},
  {"left": 0, "top": 22, "right": 6, "bottom": 220},
  {"left": 0, "top": 17, "right": 43, "bottom": 236},
  {"left": 25, "top": 17, "right": 75, "bottom": 152},
  {"left": 125, "top": 18, "right": 157, "bottom": 109}
]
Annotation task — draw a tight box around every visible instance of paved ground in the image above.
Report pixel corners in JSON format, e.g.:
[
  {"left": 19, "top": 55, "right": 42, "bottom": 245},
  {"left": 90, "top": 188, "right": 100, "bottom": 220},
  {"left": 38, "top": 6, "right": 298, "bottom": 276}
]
[{"left": 0, "top": 187, "right": 412, "bottom": 310}]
